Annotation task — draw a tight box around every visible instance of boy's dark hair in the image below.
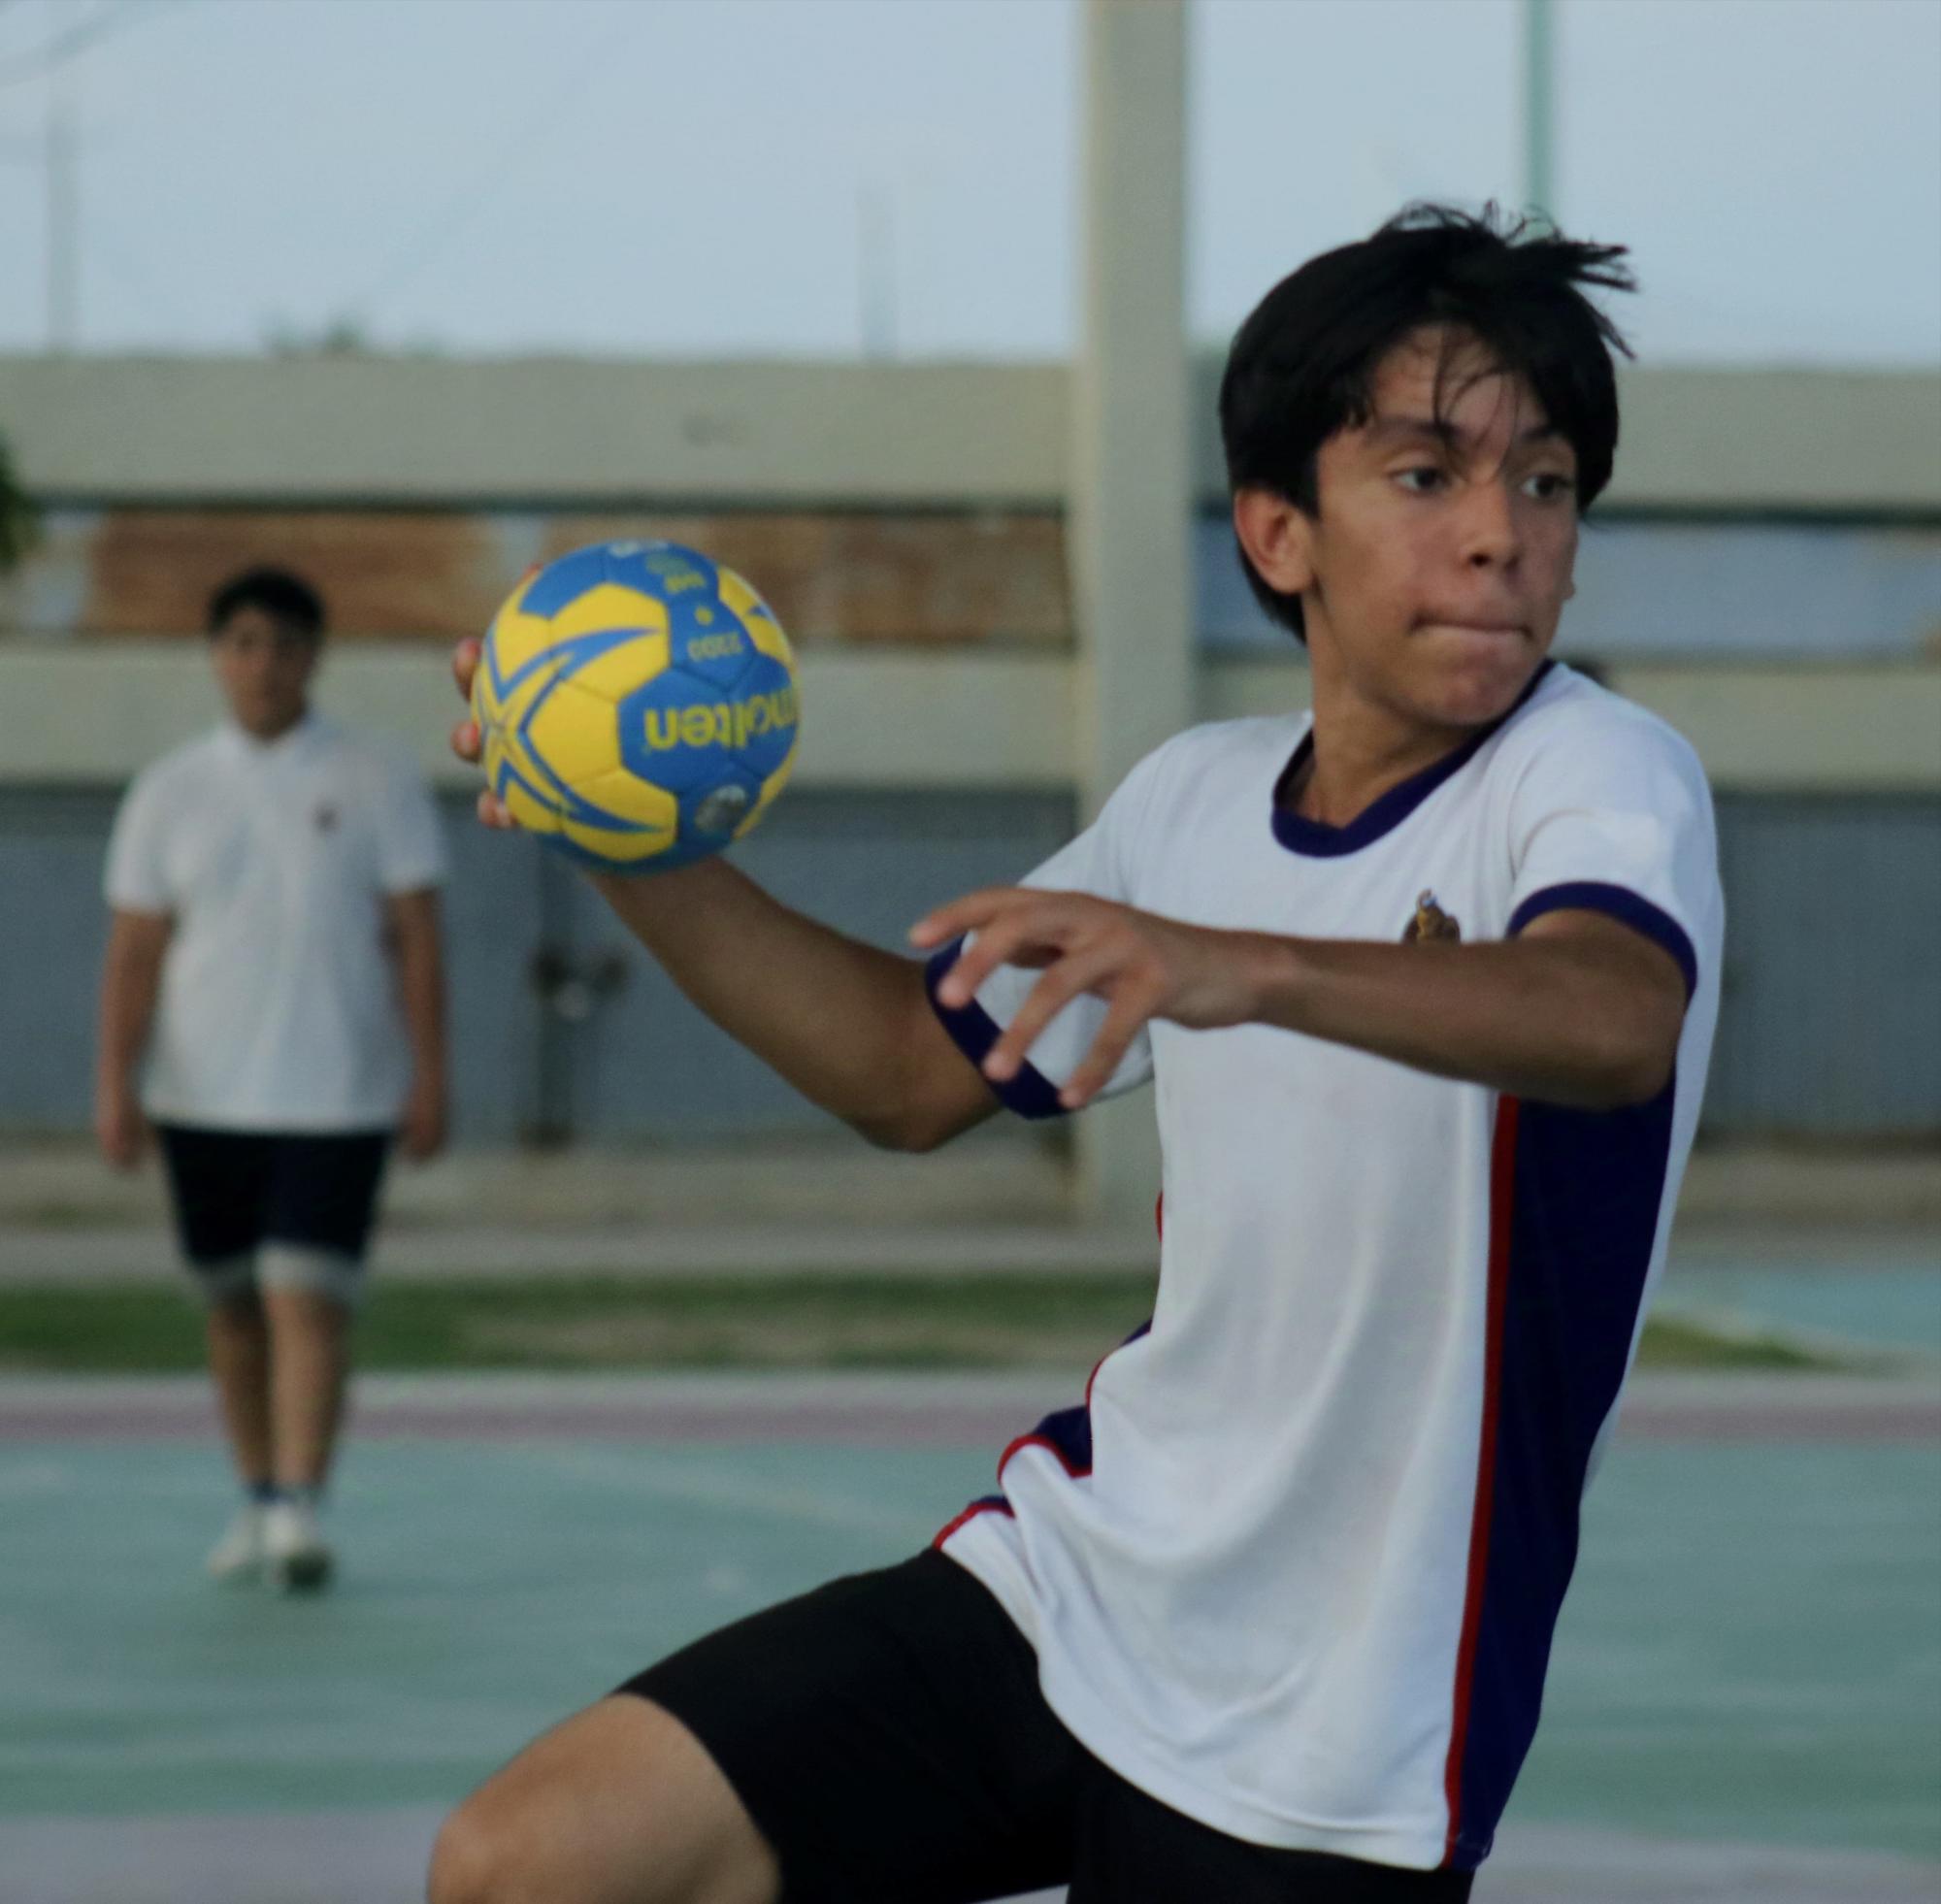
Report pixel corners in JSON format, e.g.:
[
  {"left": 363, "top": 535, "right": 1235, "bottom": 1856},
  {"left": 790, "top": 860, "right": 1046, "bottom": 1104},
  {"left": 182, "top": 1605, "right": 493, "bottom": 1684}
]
[
  {"left": 206, "top": 566, "right": 327, "bottom": 642},
  {"left": 1219, "top": 202, "right": 1636, "bottom": 640}
]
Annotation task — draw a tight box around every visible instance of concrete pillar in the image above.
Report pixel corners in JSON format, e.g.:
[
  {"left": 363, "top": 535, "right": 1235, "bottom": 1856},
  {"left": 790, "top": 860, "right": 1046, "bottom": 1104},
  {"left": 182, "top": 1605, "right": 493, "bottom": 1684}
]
[{"left": 1069, "top": 0, "right": 1194, "bottom": 1225}]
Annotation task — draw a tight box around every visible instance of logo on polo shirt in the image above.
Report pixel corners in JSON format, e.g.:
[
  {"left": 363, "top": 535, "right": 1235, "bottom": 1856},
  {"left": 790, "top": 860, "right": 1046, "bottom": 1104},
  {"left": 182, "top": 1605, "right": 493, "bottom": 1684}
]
[
  {"left": 313, "top": 804, "right": 339, "bottom": 834},
  {"left": 1402, "top": 890, "right": 1461, "bottom": 942}
]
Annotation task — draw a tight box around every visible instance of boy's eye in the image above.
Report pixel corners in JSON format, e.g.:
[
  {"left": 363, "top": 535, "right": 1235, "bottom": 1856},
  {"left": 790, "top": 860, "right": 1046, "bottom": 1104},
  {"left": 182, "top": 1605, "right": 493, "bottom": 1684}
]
[
  {"left": 1524, "top": 472, "right": 1576, "bottom": 501},
  {"left": 1395, "top": 467, "right": 1444, "bottom": 494}
]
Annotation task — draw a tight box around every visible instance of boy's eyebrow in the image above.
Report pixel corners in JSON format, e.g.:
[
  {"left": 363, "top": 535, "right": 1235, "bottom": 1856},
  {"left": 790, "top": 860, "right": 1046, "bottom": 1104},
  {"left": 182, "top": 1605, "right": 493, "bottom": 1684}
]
[{"left": 1364, "top": 414, "right": 1566, "bottom": 449}]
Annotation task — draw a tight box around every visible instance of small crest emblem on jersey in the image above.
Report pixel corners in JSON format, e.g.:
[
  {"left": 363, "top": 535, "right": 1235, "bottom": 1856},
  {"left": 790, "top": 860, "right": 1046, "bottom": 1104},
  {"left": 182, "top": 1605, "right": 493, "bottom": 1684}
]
[
  {"left": 313, "top": 804, "right": 339, "bottom": 834},
  {"left": 1402, "top": 889, "right": 1461, "bottom": 942}
]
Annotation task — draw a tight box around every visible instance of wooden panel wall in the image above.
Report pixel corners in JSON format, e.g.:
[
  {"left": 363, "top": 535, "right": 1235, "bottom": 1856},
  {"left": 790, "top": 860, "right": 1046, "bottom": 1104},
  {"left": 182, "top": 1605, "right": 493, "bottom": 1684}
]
[{"left": 0, "top": 509, "right": 1071, "bottom": 647}]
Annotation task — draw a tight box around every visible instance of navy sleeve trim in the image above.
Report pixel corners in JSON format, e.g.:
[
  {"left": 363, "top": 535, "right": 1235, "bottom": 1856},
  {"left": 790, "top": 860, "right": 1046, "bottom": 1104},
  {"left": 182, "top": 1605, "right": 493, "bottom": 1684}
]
[
  {"left": 1507, "top": 882, "right": 1698, "bottom": 1000},
  {"left": 923, "top": 938, "right": 1069, "bottom": 1121}
]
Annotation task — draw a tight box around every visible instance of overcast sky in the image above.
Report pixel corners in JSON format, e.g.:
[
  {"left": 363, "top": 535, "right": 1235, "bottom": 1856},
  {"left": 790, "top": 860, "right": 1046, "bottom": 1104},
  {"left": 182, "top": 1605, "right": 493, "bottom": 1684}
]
[{"left": 0, "top": 0, "right": 1935, "bottom": 365}]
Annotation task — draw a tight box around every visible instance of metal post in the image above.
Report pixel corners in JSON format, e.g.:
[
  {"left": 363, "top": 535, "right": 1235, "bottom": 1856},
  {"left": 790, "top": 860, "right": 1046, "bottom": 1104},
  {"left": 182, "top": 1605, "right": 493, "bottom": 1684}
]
[
  {"left": 46, "top": 54, "right": 79, "bottom": 352},
  {"left": 1523, "top": 0, "right": 1557, "bottom": 223},
  {"left": 857, "top": 181, "right": 898, "bottom": 362},
  {"left": 1069, "top": 0, "right": 1193, "bottom": 1226}
]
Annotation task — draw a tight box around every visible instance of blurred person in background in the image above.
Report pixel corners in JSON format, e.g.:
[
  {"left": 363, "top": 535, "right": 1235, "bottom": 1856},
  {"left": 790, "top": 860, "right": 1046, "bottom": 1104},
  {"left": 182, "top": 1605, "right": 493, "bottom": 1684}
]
[{"left": 94, "top": 567, "right": 448, "bottom": 1592}]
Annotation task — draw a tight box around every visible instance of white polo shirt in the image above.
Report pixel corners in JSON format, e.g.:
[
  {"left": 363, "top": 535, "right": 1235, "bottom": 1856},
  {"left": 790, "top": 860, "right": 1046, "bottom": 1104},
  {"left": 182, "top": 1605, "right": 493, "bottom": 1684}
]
[
  {"left": 104, "top": 712, "right": 446, "bottom": 1133},
  {"left": 927, "top": 663, "right": 1722, "bottom": 1873}
]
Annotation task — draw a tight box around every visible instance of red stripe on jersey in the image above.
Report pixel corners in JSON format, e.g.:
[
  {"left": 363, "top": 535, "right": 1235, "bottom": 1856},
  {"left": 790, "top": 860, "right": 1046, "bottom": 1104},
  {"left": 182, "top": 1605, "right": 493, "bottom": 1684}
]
[
  {"left": 1083, "top": 1335, "right": 1121, "bottom": 1415},
  {"left": 931, "top": 1497, "right": 1012, "bottom": 1549},
  {"left": 1441, "top": 1094, "right": 1521, "bottom": 1865},
  {"left": 999, "top": 1429, "right": 1090, "bottom": 1481}
]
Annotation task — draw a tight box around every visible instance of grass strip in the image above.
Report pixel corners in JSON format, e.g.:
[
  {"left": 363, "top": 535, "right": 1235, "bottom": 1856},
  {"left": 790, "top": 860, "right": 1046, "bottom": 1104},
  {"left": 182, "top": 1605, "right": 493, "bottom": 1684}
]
[{"left": 0, "top": 1276, "right": 1856, "bottom": 1375}]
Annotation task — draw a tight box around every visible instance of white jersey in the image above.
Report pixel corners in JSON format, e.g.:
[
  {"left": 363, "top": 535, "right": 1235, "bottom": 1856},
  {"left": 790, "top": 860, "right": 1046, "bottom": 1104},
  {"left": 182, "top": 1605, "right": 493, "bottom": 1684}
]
[
  {"left": 927, "top": 663, "right": 1721, "bottom": 1872},
  {"left": 104, "top": 712, "right": 446, "bottom": 1133}
]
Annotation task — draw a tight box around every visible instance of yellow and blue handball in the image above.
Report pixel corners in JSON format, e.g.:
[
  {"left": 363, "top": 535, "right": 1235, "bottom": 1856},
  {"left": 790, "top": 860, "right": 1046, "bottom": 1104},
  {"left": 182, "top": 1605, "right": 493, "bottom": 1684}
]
[{"left": 473, "top": 540, "right": 800, "bottom": 873}]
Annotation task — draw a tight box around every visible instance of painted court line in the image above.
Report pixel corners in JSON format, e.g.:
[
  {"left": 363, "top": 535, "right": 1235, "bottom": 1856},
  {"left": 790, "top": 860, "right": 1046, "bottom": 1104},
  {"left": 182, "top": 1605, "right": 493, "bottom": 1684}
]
[
  {"left": 1, "top": 1370, "right": 1936, "bottom": 1443},
  {"left": 1, "top": 1810, "right": 1934, "bottom": 1904}
]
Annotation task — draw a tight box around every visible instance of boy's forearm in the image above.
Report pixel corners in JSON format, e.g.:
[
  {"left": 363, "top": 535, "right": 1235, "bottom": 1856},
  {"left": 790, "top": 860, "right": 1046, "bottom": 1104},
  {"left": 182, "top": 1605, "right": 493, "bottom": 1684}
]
[
  {"left": 589, "top": 859, "right": 944, "bottom": 1142},
  {"left": 1241, "top": 925, "right": 1685, "bottom": 1108},
  {"left": 382, "top": 890, "right": 448, "bottom": 1084},
  {"left": 96, "top": 941, "right": 164, "bottom": 1091},
  {"left": 397, "top": 932, "right": 447, "bottom": 1083}
]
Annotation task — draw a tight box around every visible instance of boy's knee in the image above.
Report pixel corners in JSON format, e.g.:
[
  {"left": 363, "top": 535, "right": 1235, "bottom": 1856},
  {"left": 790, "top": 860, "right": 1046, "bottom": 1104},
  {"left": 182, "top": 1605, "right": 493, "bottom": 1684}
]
[
  {"left": 426, "top": 1795, "right": 521, "bottom": 1904},
  {"left": 425, "top": 1771, "right": 687, "bottom": 1904},
  {"left": 426, "top": 1697, "right": 770, "bottom": 1904}
]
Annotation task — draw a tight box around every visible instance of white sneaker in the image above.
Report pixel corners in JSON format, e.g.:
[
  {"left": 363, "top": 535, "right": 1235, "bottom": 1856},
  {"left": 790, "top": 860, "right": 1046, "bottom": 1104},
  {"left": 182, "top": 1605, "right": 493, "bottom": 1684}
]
[
  {"left": 205, "top": 1503, "right": 268, "bottom": 1583},
  {"left": 262, "top": 1498, "right": 334, "bottom": 1593}
]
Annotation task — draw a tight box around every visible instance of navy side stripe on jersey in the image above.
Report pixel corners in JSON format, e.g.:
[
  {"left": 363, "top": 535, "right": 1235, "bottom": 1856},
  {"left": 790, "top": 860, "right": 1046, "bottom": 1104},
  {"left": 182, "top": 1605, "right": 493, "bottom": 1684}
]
[
  {"left": 1508, "top": 881, "right": 1698, "bottom": 1000},
  {"left": 936, "top": 1323, "right": 1154, "bottom": 1547},
  {"left": 925, "top": 938, "right": 1068, "bottom": 1119},
  {"left": 1443, "top": 1077, "right": 1678, "bottom": 1869}
]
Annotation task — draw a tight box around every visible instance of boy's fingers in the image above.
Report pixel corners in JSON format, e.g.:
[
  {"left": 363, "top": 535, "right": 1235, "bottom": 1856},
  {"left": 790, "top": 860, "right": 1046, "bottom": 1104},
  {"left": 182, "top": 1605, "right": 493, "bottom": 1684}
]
[
  {"left": 451, "top": 638, "right": 481, "bottom": 699},
  {"left": 909, "top": 886, "right": 1025, "bottom": 950},
  {"left": 450, "top": 717, "right": 482, "bottom": 764},
  {"left": 985, "top": 945, "right": 1116, "bottom": 1081},
  {"left": 475, "top": 789, "right": 514, "bottom": 830},
  {"left": 1061, "top": 990, "right": 1155, "bottom": 1108},
  {"left": 935, "top": 908, "right": 1047, "bottom": 1007}
]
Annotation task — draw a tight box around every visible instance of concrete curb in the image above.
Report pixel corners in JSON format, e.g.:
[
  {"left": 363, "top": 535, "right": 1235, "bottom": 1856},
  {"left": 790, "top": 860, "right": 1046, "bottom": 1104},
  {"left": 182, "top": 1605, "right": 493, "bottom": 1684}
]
[
  {"left": 2, "top": 1808, "right": 1933, "bottom": 1904},
  {"left": 0, "top": 1220, "right": 1161, "bottom": 1283},
  {"left": 4, "top": 1140, "right": 1940, "bottom": 1231}
]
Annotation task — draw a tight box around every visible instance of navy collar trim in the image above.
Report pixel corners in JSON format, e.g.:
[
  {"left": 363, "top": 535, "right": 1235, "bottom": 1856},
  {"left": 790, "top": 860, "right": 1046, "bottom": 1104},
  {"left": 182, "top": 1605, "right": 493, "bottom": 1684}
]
[{"left": 1271, "top": 662, "right": 1555, "bottom": 859}]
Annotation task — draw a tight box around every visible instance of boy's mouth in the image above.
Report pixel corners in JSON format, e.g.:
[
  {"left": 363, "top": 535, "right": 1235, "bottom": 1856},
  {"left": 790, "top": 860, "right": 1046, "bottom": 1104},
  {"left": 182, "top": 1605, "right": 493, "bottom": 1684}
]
[{"left": 1415, "top": 618, "right": 1528, "bottom": 640}]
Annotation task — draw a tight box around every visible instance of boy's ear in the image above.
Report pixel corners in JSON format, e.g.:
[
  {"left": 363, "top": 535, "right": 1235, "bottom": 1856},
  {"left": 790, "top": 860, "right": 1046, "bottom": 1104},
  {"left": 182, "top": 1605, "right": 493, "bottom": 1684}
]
[{"left": 1233, "top": 488, "right": 1314, "bottom": 597}]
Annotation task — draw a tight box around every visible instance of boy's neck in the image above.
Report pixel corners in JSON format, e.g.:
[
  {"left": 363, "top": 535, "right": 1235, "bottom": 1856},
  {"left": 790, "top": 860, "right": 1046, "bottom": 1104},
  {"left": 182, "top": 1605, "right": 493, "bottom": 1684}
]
[
  {"left": 232, "top": 703, "right": 312, "bottom": 745},
  {"left": 1290, "top": 676, "right": 1478, "bottom": 827}
]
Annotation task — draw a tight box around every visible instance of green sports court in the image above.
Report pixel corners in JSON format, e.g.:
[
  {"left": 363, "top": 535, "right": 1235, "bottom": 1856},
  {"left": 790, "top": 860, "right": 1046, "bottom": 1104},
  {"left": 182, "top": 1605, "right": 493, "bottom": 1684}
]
[{"left": 4, "top": 1356, "right": 1937, "bottom": 1904}]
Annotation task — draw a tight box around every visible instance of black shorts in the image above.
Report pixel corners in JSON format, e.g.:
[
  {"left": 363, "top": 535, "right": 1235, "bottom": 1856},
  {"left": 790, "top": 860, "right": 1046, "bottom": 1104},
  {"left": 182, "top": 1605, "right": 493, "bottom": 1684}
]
[
  {"left": 620, "top": 1551, "right": 1473, "bottom": 1904},
  {"left": 155, "top": 1124, "right": 391, "bottom": 1296}
]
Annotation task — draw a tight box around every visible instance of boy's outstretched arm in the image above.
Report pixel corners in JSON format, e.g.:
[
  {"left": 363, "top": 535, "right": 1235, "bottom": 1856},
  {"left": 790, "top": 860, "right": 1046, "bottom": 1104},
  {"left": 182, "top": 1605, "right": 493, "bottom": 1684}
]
[
  {"left": 449, "top": 640, "right": 997, "bottom": 1153},
  {"left": 916, "top": 888, "right": 1689, "bottom": 1113},
  {"left": 590, "top": 858, "right": 999, "bottom": 1150}
]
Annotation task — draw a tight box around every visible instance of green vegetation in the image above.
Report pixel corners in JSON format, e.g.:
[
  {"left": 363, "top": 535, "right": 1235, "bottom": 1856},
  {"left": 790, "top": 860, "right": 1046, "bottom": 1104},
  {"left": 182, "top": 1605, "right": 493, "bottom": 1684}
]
[
  {"left": 1631, "top": 1309, "right": 1841, "bottom": 1372},
  {"left": 0, "top": 1275, "right": 1861, "bottom": 1375},
  {"left": 0, "top": 430, "right": 35, "bottom": 571}
]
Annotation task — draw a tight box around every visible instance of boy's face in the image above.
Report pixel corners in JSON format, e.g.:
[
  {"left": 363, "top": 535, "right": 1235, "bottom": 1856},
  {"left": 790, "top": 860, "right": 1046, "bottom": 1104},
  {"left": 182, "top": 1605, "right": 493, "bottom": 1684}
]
[
  {"left": 1238, "top": 326, "right": 1581, "bottom": 737},
  {"left": 211, "top": 607, "right": 318, "bottom": 739}
]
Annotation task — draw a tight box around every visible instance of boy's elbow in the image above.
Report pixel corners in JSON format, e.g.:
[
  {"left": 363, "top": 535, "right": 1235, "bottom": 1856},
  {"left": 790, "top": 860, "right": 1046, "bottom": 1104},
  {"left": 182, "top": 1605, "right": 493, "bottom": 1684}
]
[
  {"left": 849, "top": 1067, "right": 995, "bottom": 1153},
  {"left": 850, "top": 1111, "right": 919, "bottom": 1152},
  {"left": 851, "top": 1103, "right": 961, "bottom": 1153},
  {"left": 1605, "top": 1052, "right": 1674, "bottom": 1108},
  {"left": 1585, "top": 1021, "right": 1679, "bottom": 1108}
]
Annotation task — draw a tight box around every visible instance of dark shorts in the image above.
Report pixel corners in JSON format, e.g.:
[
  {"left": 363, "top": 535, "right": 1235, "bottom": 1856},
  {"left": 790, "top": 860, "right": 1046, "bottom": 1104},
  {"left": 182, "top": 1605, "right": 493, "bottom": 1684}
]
[
  {"left": 619, "top": 1550, "right": 1474, "bottom": 1904},
  {"left": 155, "top": 1125, "right": 391, "bottom": 1298}
]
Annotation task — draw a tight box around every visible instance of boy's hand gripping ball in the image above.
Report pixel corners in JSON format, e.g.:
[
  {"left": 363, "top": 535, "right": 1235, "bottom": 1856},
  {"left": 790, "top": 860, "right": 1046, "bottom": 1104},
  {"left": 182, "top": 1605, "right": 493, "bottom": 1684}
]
[{"left": 471, "top": 540, "right": 800, "bottom": 872}]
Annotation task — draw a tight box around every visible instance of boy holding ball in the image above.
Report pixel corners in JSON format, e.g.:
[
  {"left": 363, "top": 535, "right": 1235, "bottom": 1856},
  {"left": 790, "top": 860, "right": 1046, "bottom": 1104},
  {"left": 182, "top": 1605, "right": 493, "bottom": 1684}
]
[{"left": 431, "top": 206, "right": 1721, "bottom": 1904}]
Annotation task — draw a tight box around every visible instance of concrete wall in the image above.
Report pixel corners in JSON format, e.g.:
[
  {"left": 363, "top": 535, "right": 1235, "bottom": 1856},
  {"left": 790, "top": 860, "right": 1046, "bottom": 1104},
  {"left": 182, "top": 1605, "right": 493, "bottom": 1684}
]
[
  {"left": 0, "top": 785, "right": 1079, "bottom": 1145},
  {"left": 2, "top": 645, "right": 1935, "bottom": 799},
  {"left": 4, "top": 356, "right": 1937, "bottom": 511},
  {"left": 3, "top": 353, "right": 1937, "bottom": 1149},
  {"left": 7, "top": 780, "right": 1935, "bottom": 1143}
]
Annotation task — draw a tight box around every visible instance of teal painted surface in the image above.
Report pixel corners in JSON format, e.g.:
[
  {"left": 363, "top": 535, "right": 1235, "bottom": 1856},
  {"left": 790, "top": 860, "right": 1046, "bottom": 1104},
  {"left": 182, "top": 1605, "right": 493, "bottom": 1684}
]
[
  {"left": 1664, "top": 1264, "right": 1941, "bottom": 1359},
  {"left": 0, "top": 1439, "right": 987, "bottom": 1817},
  {"left": 1514, "top": 1441, "right": 1941, "bottom": 1858},
  {"left": 3, "top": 1434, "right": 1938, "bottom": 1857}
]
